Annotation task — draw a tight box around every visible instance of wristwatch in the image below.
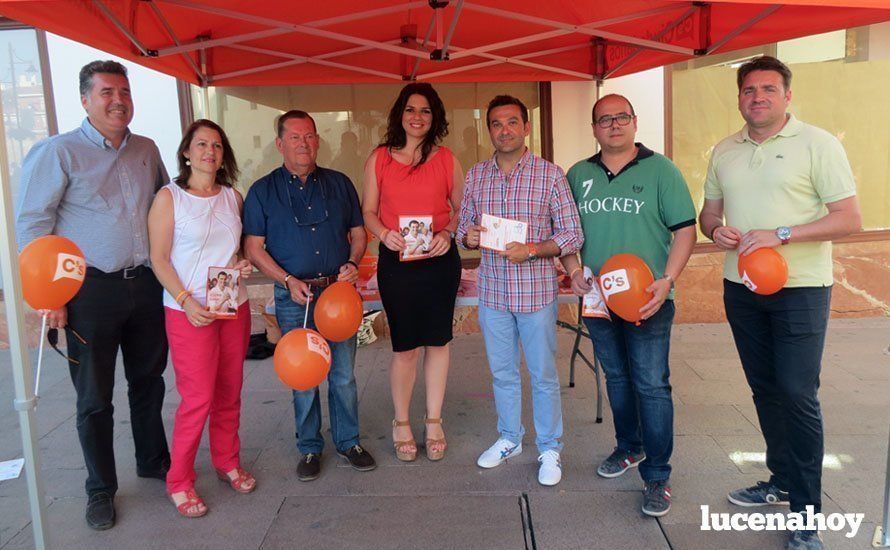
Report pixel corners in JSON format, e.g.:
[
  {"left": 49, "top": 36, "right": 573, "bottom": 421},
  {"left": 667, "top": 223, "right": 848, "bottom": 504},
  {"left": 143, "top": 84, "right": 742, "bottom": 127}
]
[
  {"left": 662, "top": 273, "right": 675, "bottom": 289},
  {"left": 776, "top": 226, "right": 792, "bottom": 245},
  {"left": 527, "top": 242, "right": 538, "bottom": 261},
  {"left": 346, "top": 260, "right": 359, "bottom": 269}
]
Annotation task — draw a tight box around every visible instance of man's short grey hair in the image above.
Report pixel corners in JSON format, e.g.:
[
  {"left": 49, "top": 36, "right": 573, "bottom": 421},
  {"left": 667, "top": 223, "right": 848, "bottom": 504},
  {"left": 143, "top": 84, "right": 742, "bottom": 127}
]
[{"left": 79, "top": 60, "right": 128, "bottom": 96}]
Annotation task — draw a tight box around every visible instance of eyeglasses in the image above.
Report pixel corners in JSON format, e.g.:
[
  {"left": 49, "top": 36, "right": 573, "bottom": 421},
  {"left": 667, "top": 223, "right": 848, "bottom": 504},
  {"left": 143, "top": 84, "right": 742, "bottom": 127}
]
[
  {"left": 595, "top": 113, "right": 635, "bottom": 128},
  {"left": 284, "top": 174, "right": 329, "bottom": 227},
  {"left": 47, "top": 327, "right": 87, "bottom": 365}
]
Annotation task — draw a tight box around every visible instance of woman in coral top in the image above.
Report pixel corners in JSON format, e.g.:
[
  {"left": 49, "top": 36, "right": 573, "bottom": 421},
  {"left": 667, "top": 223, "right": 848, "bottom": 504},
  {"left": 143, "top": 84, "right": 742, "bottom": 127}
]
[{"left": 362, "top": 83, "right": 464, "bottom": 462}]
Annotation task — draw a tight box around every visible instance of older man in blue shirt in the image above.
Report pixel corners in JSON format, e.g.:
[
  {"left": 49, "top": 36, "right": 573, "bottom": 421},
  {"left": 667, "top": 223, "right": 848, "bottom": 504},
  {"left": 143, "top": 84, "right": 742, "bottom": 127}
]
[
  {"left": 244, "top": 110, "right": 375, "bottom": 481},
  {"left": 15, "top": 60, "right": 170, "bottom": 530}
]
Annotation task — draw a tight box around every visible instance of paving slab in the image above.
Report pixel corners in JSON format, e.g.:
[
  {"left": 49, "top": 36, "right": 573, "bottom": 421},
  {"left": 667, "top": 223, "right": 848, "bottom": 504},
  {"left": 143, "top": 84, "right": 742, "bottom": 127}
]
[
  {"left": 673, "top": 378, "right": 758, "bottom": 406},
  {"left": 528, "top": 491, "right": 669, "bottom": 549},
  {"left": 0, "top": 496, "right": 32, "bottom": 548},
  {"left": 260, "top": 495, "right": 526, "bottom": 549},
  {"left": 673, "top": 404, "right": 760, "bottom": 436},
  {"left": 3, "top": 492, "right": 283, "bottom": 550}
]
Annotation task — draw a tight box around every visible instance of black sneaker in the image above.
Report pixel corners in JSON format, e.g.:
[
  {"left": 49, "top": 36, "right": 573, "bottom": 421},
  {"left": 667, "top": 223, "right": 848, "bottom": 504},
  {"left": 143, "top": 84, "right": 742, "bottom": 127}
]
[
  {"left": 727, "top": 481, "right": 790, "bottom": 507},
  {"left": 787, "top": 529, "right": 823, "bottom": 549},
  {"left": 337, "top": 444, "right": 377, "bottom": 472},
  {"left": 297, "top": 453, "right": 322, "bottom": 482},
  {"left": 642, "top": 480, "right": 671, "bottom": 517},
  {"left": 597, "top": 447, "right": 646, "bottom": 478},
  {"left": 85, "top": 492, "right": 115, "bottom": 530}
]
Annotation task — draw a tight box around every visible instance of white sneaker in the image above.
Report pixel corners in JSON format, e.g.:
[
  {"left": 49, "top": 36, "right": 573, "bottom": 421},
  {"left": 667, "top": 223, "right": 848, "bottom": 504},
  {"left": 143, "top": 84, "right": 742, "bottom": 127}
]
[
  {"left": 477, "top": 439, "right": 522, "bottom": 469},
  {"left": 537, "top": 450, "right": 562, "bottom": 486}
]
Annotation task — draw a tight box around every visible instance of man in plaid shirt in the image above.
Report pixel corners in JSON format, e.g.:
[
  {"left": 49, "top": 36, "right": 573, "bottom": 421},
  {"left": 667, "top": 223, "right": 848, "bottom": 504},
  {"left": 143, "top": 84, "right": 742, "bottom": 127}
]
[{"left": 457, "top": 95, "right": 583, "bottom": 486}]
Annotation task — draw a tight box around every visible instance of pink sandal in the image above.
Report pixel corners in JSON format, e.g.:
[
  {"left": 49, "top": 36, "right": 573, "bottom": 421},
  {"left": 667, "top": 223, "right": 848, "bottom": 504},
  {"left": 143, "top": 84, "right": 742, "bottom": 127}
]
[
  {"left": 168, "top": 488, "right": 207, "bottom": 518},
  {"left": 216, "top": 467, "right": 257, "bottom": 494}
]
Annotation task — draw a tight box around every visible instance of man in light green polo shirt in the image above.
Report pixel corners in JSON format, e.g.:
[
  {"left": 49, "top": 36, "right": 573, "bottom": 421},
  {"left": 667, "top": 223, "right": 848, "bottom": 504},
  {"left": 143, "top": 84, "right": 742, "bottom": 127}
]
[
  {"left": 561, "top": 93, "right": 697, "bottom": 518},
  {"left": 699, "top": 56, "right": 860, "bottom": 550}
]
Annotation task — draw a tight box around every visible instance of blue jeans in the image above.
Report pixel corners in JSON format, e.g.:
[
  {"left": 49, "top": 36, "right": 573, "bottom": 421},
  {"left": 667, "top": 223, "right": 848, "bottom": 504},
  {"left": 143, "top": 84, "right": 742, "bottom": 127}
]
[
  {"left": 274, "top": 285, "right": 360, "bottom": 455},
  {"left": 583, "top": 301, "right": 675, "bottom": 483},
  {"left": 478, "top": 300, "right": 563, "bottom": 454}
]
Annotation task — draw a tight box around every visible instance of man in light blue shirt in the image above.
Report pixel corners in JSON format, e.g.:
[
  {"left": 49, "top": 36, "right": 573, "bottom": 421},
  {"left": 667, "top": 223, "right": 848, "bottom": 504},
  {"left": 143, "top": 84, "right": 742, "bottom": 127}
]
[{"left": 16, "top": 60, "right": 170, "bottom": 531}]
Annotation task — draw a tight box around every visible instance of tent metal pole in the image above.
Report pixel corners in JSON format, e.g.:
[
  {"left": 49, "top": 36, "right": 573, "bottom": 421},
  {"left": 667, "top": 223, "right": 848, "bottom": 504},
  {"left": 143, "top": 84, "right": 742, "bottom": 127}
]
[
  {"left": 416, "top": 42, "right": 591, "bottom": 80},
  {"left": 448, "top": 29, "right": 571, "bottom": 61},
  {"left": 92, "top": 0, "right": 151, "bottom": 56},
  {"left": 409, "top": 16, "right": 437, "bottom": 81},
  {"left": 0, "top": 70, "right": 51, "bottom": 550},
  {"left": 217, "top": 43, "right": 405, "bottom": 82},
  {"left": 462, "top": 2, "right": 686, "bottom": 33},
  {"left": 446, "top": 44, "right": 595, "bottom": 79},
  {"left": 146, "top": 0, "right": 205, "bottom": 83},
  {"left": 874, "top": 428, "right": 890, "bottom": 547},
  {"left": 440, "top": 0, "right": 465, "bottom": 58},
  {"left": 461, "top": 2, "right": 694, "bottom": 54},
  {"left": 604, "top": 5, "right": 698, "bottom": 79},
  {"left": 156, "top": 0, "right": 430, "bottom": 60},
  {"left": 156, "top": 28, "right": 293, "bottom": 57}
]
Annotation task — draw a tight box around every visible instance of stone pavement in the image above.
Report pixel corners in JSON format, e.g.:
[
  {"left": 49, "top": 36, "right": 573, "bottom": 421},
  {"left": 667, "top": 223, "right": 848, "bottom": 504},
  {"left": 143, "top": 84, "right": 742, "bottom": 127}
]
[{"left": 0, "top": 317, "right": 888, "bottom": 549}]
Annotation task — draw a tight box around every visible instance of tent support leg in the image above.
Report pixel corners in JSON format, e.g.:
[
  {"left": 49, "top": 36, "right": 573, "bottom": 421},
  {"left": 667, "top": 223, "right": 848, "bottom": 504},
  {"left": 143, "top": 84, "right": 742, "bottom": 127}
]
[
  {"left": 0, "top": 77, "right": 51, "bottom": 550},
  {"left": 874, "top": 428, "right": 890, "bottom": 547}
]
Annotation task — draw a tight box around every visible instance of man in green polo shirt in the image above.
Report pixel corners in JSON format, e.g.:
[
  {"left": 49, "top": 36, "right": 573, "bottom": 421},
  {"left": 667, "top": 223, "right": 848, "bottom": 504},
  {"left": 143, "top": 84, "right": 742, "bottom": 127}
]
[
  {"left": 699, "top": 56, "right": 860, "bottom": 550},
  {"left": 561, "top": 94, "right": 696, "bottom": 518}
]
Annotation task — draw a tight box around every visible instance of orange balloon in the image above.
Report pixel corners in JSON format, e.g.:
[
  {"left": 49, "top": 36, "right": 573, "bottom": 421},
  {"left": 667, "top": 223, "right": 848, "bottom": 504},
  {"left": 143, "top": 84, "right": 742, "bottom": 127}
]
[
  {"left": 598, "top": 253, "right": 655, "bottom": 323},
  {"left": 314, "top": 281, "right": 364, "bottom": 342},
  {"left": 19, "top": 235, "right": 86, "bottom": 310},
  {"left": 737, "top": 248, "right": 788, "bottom": 295},
  {"left": 273, "top": 328, "right": 332, "bottom": 391}
]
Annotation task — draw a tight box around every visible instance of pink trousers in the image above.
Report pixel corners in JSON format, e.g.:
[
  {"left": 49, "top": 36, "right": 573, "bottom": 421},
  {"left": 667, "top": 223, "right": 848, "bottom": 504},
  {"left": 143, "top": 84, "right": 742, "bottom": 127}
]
[{"left": 164, "top": 302, "right": 251, "bottom": 493}]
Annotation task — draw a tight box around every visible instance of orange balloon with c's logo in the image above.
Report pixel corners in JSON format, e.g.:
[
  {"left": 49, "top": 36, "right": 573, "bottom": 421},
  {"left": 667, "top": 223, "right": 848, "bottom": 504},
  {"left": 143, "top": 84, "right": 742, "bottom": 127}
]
[
  {"left": 273, "top": 328, "right": 332, "bottom": 391},
  {"left": 737, "top": 248, "right": 788, "bottom": 295},
  {"left": 314, "top": 281, "right": 364, "bottom": 342},
  {"left": 598, "top": 253, "right": 654, "bottom": 323},
  {"left": 19, "top": 235, "right": 86, "bottom": 310}
]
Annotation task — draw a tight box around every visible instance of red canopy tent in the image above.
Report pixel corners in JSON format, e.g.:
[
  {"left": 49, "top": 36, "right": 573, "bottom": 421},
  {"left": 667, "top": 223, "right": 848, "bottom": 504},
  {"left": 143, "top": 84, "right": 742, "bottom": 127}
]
[
  {"left": 1, "top": 1, "right": 890, "bottom": 549},
  {"left": 0, "top": 0, "right": 889, "bottom": 87}
]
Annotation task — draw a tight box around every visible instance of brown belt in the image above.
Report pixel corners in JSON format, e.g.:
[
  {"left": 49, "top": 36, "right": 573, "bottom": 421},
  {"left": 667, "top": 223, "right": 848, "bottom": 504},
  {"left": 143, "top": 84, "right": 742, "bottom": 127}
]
[{"left": 301, "top": 274, "right": 338, "bottom": 288}]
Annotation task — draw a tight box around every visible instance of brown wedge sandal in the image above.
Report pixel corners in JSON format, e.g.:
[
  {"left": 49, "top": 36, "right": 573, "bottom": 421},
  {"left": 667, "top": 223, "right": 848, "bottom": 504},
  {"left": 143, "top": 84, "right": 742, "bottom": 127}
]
[
  {"left": 392, "top": 419, "right": 417, "bottom": 462},
  {"left": 423, "top": 416, "right": 447, "bottom": 461}
]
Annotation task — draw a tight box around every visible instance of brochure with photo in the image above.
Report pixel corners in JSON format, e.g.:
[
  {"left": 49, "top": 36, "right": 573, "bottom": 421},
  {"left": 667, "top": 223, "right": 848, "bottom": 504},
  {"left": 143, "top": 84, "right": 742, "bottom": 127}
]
[
  {"left": 581, "top": 266, "right": 611, "bottom": 319},
  {"left": 399, "top": 215, "right": 434, "bottom": 262},
  {"left": 206, "top": 266, "right": 239, "bottom": 319},
  {"left": 479, "top": 213, "right": 528, "bottom": 252}
]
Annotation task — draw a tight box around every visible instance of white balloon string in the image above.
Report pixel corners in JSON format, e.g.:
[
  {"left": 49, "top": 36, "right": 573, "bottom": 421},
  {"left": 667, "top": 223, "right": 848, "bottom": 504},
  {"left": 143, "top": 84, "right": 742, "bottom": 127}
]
[
  {"left": 303, "top": 284, "right": 311, "bottom": 329},
  {"left": 34, "top": 313, "right": 47, "bottom": 400}
]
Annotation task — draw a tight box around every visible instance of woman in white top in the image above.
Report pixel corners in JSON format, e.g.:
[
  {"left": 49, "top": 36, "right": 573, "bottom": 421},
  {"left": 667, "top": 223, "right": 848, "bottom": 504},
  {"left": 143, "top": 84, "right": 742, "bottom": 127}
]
[{"left": 148, "top": 119, "right": 255, "bottom": 518}]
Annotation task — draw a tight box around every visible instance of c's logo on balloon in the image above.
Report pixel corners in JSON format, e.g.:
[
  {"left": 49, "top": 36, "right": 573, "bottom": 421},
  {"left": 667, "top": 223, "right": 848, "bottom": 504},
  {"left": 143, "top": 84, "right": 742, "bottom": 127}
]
[
  {"left": 600, "top": 269, "right": 629, "bottom": 298},
  {"left": 54, "top": 253, "right": 86, "bottom": 282}
]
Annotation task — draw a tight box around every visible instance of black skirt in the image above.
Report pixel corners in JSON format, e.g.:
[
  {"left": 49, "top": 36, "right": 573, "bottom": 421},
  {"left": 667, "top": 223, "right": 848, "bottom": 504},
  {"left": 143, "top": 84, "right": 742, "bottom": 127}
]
[{"left": 377, "top": 240, "right": 461, "bottom": 352}]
